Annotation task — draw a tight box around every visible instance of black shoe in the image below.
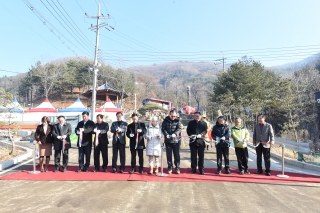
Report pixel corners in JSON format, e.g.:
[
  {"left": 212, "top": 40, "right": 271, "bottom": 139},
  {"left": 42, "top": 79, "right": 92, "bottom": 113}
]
[
  {"left": 54, "top": 168, "right": 59, "bottom": 173},
  {"left": 130, "top": 168, "right": 136, "bottom": 174},
  {"left": 266, "top": 172, "right": 271, "bottom": 176},
  {"left": 112, "top": 168, "right": 116, "bottom": 173},
  {"left": 63, "top": 168, "right": 67, "bottom": 173},
  {"left": 200, "top": 170, "right": 204, "bottom": 175},
  {"left": 77, "top": 169, "right": 82, "bottom": 173},
  {"left": 93, "top": 169, "right": 99, "bottom": 172},
  {"left": 85, "top": 169, "right": 89, "bottom": 172},
  {"left": 255, "top": 170, "right": 262, "bottom": 174},
  {"left": 120, "top": 170, "right": 124, "bottom": 173},
  {"left": 225, "top": 169, "right": 231, "bottom": 174},
  {"left": 103, "top": 168, "right": 107, "bottom": 172},
  {"left": 168, "top": 168, "right": 172, "bottom": 174},
  {"left": 191, "top": 169, "right": 196, "bottom": 174},
  {"left": 139, "top": 170, "right": 144, "bottom": 174},
  {"left": 244, "top": 170, "right": 250, "bottom": 174},
  {"left": 176, "top": 168, "right": 180, "bottom": 174},
  {"left": 240, "top": 170, "right": 244, "bottom": 175},
  {"left": 217, "top": 170, "right": 221, "bottom": 175}
]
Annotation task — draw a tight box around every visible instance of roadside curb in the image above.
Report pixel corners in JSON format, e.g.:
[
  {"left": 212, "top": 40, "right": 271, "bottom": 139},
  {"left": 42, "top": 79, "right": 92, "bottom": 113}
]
[
  {"left": 0, "top": 141, "right": 33, "bottom": 171},
  {"left": 247, "top": 143, "right": 320, "bottom": 172}
]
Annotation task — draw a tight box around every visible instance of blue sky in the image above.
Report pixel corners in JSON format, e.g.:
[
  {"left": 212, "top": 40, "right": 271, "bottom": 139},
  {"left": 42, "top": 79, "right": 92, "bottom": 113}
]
[{"left": 1, "top": 0, "right": 320, "bottom": 77}]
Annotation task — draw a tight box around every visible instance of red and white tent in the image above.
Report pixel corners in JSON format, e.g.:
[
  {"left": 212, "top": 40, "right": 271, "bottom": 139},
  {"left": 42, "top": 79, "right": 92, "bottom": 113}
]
[
  {"left": 23, "top": 98, "right": 57, "bottom": 122},
  {"left": 96, "top": 99, "right": 122, "bottom": 121}
]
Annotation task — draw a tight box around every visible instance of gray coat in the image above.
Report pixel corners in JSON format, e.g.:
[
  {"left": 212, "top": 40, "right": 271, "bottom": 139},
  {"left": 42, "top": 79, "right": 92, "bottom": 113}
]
[
  {"left": 253, "top": 122, "right": 275, "bottom": 148},
  {"left": 110, "top": 121, "right": 128, "bottom": 144}
]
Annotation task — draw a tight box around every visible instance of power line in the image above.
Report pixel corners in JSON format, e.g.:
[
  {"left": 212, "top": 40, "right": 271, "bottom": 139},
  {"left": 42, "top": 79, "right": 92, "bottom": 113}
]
[
  {"left": 22, "top": 0, "right": 83, "bottom": 59},
  {"left": 40, "top": 0, "right": 93, "bottom": 56},
  {"left": 75, "top": 0, "right": 86, "bottom": 13},
  {"left": 0, "top": 2, "right": 64, "bottom": 54},
  {"left": 56, "top": 0, "right": 94, "bottom": 46}
]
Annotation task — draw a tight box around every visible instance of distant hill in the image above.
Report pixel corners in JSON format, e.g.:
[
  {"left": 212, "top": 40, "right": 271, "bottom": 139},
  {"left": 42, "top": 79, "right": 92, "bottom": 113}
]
[{"left": 270, "top": 53, "right": 320, "bottom": 76}]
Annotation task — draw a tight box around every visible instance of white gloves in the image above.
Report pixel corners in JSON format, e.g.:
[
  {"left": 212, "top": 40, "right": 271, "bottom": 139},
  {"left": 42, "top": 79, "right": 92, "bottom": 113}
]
[
  {"left": 77, "top": 131, "right": 80, "bottom": 134},
  {"left": 62, "top": 135, "right": 67, "bottom": 139},
  {"left": 171, "top": 134, "right": 176, "bottom": 138},
  {"left": 271, "top": 141, "right": 275, "bottom": 145},
  {"left": 137, "top": 129, "right": 142, "bottom": 133},
  {"left": 57, "top": 136, "right": 62, "bottom": 140},
  {"left": 94, "top": 128, "right": 97, "bottom": 132},
  {"left": 166, "top": 135, "right": 171, "bottom": 139},
  {"left": 221, "top": 136, "right": 226, "bottom": 140},
  {"left": 116, "top": 127, "right": 123, "bottom": 133},
  {"left": 216, "top": 137, "right": 220, "bottom": 141},
  {"left": 196, "top": 134, "right": 202, "bottom": 138},
  {"left": 129, "top": 133, "right": 134, "bottom": 137}
]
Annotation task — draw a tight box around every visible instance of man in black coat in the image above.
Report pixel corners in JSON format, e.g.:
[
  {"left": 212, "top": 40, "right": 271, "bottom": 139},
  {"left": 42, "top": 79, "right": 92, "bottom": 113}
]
[
  {"left": 161, "top": 109, "right": 182, "bottom": 174},
  {"left": 111, "top": 112, "right": 128, "bottom": 173},
  {"left": 126, "top": 113, "right": 146, "bottom": 174},
  {"left": 211, "top": 116, "right": 230, "bottom": 174},
  {"left": 52, "top": 115, "right": 72, "bottom": 172},
  {"left": 93, "top": 114, "right": 109, "bottom": 172},
  {"left": 75, "top": 111, "right": 95, "bottom": 172},
  {"left": 187, "top": 112, "right": 207, "bottom": 175}
]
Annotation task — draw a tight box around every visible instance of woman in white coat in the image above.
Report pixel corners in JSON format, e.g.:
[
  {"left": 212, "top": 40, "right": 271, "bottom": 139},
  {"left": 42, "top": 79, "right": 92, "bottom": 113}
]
[{"left": 146, "top": 116, "right": 162, "bottom": 174}]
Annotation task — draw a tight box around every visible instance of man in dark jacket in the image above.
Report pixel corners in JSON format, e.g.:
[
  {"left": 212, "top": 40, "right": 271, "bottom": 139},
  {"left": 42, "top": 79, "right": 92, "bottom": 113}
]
[
  {"left": 93, "top": 114, "right": 109, "bottom": 172},
  {"left": 187, "top": 112, "right": 207, "bottom": 175},
  {"left": 75, "top": 111, "right": 95, "bottom": 172},
  {"left": 52, "top": 115, "right": 72, "bottom": 172},
  {"left": 126, "top": 113, "right": 146, "bottom": 174},
  {"left": 161, "top": 109, "right": 182, "bottom": 174},
  {"left": 211, "top": 116, "right": 230, "bottom": 174},
  {"left": 111, "top": 112, "right": 127, "bottom": 173}
]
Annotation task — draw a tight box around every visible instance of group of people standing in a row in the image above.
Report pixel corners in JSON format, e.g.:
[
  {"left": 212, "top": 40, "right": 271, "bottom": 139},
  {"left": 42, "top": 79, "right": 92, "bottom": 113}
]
[{"left": 34, "top": 110, "right": 274, "bottom": 176}]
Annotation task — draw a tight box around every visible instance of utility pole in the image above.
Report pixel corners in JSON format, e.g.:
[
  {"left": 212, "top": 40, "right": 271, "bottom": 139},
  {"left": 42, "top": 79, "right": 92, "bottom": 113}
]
[
  {"left": 214, "top": 52, "right": 227, "bottom": 71},
  {"left": 187, "top": 86, "right": 191, "bottom": 106},
  {"left": 86, "top": 1, "right": 110, "bottom": 120}
]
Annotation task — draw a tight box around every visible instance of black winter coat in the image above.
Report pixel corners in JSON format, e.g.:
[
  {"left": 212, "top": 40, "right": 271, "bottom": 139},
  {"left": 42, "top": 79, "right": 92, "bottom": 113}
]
[
  {"left": 94, "top": 122, "right": 109, "bottom": 145},
  {"left": 186, "top": 120, "right": 207, "bottom": 146},
  {"left": 161, "top": 116, "right": 182, "bottom": 144},
  {"left": 211, "top": 122, "right": 230, "bottom": 148},
  {"left": 75, "top": 120, "right": 95, "bottom": 147},
  {"left": 126, "top": 122, "right": 146, "bottom": 150}
]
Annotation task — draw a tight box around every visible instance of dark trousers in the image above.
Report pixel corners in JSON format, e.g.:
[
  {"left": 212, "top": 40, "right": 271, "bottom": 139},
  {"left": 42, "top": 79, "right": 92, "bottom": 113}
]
[
  {"left": 131, "top": 149, "right": 144, "bottom": 171},
  {"left": 256, "top": 143, "right": 271, "bottom": 173},
  {"left": 216, "top": 146, "right": 229, "bottom": 171},
  {"left": 94, "top": 143, "right": 108, "bottom": 170},
  {"left": 112, "top": 142, "right": 126, "bottom": 170},
  {"left": 165, "top": 143, "right": 180, "bottom": 169},
  {"left": 190, "top": 145, "right": 205, "bottom": 171},
  {"left": 78, "top": 145, "right": 92, "bottom": 170},
  {"left": 54, "top": 149, "right": 68, "bottom": 169},
  {"left": 235, "top": 147, "right": 249, "bottom": 171}
]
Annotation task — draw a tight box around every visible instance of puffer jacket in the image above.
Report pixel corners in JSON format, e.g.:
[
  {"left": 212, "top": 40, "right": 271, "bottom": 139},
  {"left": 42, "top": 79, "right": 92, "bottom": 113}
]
[
  {"left": 211, "top": 122, "right": 230, "bottom": 148},
  {"left": 231, "top": 125, "right": 249, "bottom": 148},
  {"left": 211, "top": 122, "right": 230, "bottom": 140},
  {"left": 161, "top": 116, "right": 182, "bottom": 144},
  {"left": 145, "top": 123, "right": 162, "bottom": 156}
]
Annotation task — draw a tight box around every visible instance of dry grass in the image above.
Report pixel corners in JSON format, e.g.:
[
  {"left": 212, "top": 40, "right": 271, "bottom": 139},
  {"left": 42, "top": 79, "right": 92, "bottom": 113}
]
[{"left": 0, "top": 147, "right": 24, "bottom": 163}]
